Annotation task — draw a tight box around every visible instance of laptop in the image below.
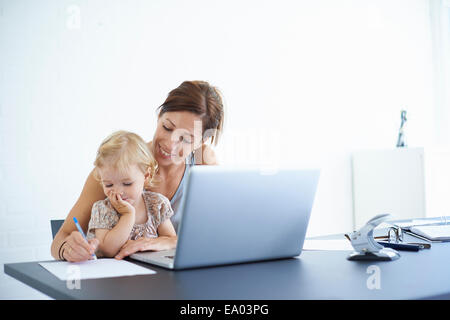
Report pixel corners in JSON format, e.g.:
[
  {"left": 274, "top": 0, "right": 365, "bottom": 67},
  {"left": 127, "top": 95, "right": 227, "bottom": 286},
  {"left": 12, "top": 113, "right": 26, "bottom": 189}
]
[{"left": 130, "top": 166, "right": 320, "bottom": 270}]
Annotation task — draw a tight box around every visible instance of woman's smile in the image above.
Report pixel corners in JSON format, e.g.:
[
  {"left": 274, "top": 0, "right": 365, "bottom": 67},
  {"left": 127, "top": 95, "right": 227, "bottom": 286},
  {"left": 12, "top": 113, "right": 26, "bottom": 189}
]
[{"left": 158, "top": 143, "right": 176, "bottom": 159}]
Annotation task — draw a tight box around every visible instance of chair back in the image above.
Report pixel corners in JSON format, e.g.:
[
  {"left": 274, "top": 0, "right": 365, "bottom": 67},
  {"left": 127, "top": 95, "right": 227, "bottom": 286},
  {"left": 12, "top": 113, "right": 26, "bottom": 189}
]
[{"left": 50, "top": 219, "right": 65, "bottom": 239}]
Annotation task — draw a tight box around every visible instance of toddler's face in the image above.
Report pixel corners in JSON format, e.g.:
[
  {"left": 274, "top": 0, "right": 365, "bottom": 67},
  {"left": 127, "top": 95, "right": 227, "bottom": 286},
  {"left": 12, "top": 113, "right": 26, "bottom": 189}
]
[{"left": 99, "top": 164, "right": 147, "bottom": 207}]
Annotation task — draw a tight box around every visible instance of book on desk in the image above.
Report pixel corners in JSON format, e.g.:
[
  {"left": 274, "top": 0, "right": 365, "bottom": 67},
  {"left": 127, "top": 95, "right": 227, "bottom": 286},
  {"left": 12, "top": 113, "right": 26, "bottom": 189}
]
[
  {"left": 409, "top": 225, "right": 450, "bottom": 242},
  {"left": 392, "top": 216, "right": 450, "bottom": 242}
]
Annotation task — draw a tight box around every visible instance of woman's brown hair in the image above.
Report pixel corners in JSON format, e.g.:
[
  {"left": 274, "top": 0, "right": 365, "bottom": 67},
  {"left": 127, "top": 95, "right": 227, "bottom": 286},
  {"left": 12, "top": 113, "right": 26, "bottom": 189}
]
[{"left": 157, "top": 80, "right": 224, "bottom": 146}]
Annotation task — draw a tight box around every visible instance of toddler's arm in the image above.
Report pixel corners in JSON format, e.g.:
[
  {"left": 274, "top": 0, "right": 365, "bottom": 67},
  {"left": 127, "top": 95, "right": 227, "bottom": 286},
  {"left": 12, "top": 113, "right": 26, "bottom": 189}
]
[
  {"left": 95, "top": 212, "right": 135, "bottom": 257},
  {"left": 157, "top": 219, "right": 177, "bottom": 238},
  {"left": 93, "top": 191, "right": 136, "bottom": 257}
]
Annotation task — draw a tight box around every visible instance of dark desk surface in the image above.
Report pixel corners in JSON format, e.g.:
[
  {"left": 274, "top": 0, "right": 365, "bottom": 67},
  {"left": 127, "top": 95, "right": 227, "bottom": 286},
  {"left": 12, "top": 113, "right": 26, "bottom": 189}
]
[{"left": 4, "top": 234, "right": 450, "bottom": 300}]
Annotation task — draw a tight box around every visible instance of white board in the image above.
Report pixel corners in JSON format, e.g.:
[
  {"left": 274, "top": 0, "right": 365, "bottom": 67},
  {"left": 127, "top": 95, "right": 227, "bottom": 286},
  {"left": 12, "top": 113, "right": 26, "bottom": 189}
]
[{"left": 352, "top": 148, "right": 426, "bottom": 229}]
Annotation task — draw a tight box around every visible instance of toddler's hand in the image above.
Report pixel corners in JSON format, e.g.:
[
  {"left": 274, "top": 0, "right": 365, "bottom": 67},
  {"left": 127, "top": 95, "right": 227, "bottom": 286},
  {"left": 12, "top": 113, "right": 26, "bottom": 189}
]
[{"left": 108, "top": 191, "right": 135, "bottom": 216}]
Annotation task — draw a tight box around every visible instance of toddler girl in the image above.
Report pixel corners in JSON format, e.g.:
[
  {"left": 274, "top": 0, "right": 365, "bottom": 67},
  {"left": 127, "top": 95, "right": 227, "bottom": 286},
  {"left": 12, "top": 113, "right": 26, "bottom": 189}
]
[{"left": 86, "top": 130, "right": 176, "bottom": 258}]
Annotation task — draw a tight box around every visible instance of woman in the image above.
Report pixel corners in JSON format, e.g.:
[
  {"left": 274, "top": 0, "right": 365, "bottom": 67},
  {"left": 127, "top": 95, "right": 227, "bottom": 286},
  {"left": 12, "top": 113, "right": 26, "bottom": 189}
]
[{"left": 50, "top": 80, "right": 225, "bottom": 262}]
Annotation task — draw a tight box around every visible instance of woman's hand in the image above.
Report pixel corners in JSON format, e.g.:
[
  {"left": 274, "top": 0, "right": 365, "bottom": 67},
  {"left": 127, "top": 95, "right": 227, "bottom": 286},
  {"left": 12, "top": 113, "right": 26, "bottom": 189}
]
[
  {"left": 114, "top": 236, "right": 177, "bottom": 260},
  {"left": 62, "top": 231, "right": 99, "bottom": 262}
]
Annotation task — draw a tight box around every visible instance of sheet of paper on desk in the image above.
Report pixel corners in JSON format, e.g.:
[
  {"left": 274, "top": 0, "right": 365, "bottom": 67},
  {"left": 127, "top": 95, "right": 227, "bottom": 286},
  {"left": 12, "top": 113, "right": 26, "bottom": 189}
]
[
  {"left": 39, "top": 258, "right": 156, "bottom": 280},
  {"left": 302, "top": 239, "right": 354, "bottom": 251}
]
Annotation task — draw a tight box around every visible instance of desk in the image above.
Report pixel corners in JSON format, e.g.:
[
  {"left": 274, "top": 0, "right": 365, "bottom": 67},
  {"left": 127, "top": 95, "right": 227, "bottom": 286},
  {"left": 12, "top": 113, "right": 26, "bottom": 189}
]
[{"left": 4, "top": 234, "right": 450, "bottom": 299}]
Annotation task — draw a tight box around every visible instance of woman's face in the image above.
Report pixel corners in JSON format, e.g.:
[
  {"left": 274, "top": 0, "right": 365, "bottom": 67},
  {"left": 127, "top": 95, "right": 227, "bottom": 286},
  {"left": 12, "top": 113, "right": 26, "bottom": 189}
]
[{"left": 152, "top": 111, "right": 203, "bottom": 167}]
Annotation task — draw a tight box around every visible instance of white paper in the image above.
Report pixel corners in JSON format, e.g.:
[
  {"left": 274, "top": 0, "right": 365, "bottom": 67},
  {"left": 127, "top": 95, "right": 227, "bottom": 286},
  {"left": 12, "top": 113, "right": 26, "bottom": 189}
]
[
  {"left": 39, "top": 258, "right": 156, "bottom": 280},
  {"left": 302, "top": 239, "right": 354, "bottom": 251}
]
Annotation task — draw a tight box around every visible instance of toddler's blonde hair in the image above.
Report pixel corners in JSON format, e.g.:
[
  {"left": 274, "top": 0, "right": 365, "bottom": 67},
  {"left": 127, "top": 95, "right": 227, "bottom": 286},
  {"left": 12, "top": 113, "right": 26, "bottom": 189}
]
[{"left": 93, "top": 130, "right": 158, "bottom": 188}]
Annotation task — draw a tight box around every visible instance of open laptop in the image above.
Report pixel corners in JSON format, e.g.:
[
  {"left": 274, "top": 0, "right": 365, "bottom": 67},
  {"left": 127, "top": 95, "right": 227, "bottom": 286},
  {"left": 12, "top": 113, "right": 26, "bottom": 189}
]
[{"left": 130, "top": 166, "right": 320, "bottom": 270}]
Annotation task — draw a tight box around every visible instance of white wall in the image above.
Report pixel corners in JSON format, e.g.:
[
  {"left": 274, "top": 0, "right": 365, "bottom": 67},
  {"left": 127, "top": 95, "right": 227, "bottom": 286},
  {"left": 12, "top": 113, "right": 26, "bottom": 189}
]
[{"left": 0, "top": 0, "right": 443, "bottom": 279}]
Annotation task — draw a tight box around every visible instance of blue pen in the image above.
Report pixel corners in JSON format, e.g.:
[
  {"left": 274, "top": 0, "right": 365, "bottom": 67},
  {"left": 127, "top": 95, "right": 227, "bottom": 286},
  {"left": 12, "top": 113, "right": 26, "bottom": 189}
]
[
  {"left": 73, "top": 217, "right": 97, "bottom": 260},
  {"left": 377, "top": 241, "right": 421, "bottom": 252}
]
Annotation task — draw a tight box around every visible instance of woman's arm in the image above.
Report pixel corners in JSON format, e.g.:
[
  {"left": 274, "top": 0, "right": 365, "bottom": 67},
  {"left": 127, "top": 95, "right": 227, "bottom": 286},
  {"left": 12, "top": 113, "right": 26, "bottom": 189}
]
[
  {"left": 114, "top": 220, "right": 177, "bottom": 260},
  {"left": 114, "top": 236, "right": 177, "bottom": 260},
  {"left": 50, "top": 169, "right": 105, "bottom": 261}
]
